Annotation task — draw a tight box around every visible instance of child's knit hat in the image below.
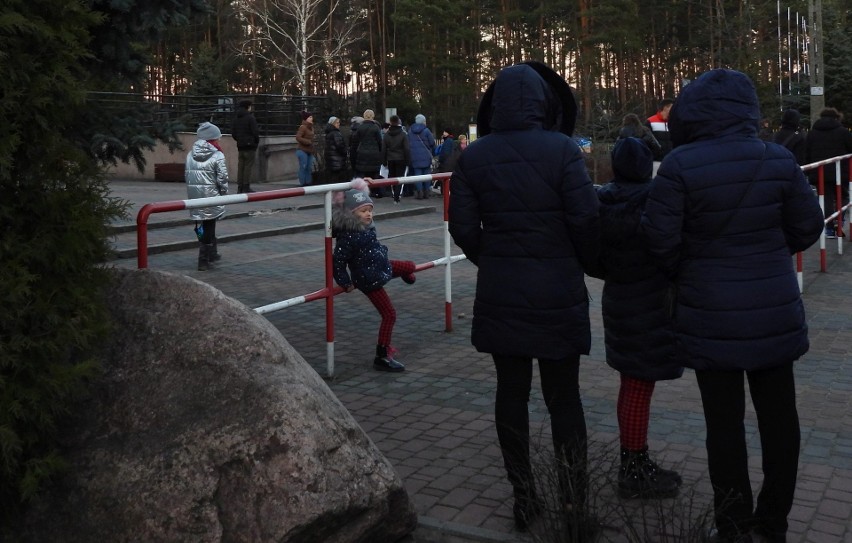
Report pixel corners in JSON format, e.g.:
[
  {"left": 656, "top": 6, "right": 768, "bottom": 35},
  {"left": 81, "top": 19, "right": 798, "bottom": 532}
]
[
  {"left": 344, "top": 189, "right": 373, "bottom": 212},
  {"left": 335, "top": 178, "right": 373, "bottom": 212},
  {"left": 197, "top": 121, "right": 221, "bottom": 141}
]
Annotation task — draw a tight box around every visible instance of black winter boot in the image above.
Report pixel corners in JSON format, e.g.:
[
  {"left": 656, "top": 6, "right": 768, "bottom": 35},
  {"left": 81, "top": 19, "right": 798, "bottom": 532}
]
[
  {"left": 373, "top": 345, "right": 405, "bottom": 372},
  {"left": 618, "top": 447, "right": 680, "bottom": 499},
  {"left": 512, "top": 483, "right": 542, "bottom": 532},
  {"left": 210, "top": 238, "right": 221, "bottom": 262},
  {"left": 197, "top": 243, "right": 213, "bottom": 271}
]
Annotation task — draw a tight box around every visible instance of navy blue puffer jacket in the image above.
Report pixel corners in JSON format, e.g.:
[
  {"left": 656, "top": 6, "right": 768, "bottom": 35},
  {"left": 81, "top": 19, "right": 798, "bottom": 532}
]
[
  {"left": 449, "top": 63, "right": 600, "bottom": 360},
  {"left": 641, "top": 69, "right": 824, "bottom": 371},
  {"left": 593, "top": 138, "right": 682, "bottom": 381}
]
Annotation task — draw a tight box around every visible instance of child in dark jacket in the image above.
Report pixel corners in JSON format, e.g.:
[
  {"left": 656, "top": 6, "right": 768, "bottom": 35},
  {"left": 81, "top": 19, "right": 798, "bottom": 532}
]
[
  {"left": 591, "top": 137, "right": 684, "bottom": 499},
  {"left": 332, "top": 179, "right": 417, "bottom": 372}
]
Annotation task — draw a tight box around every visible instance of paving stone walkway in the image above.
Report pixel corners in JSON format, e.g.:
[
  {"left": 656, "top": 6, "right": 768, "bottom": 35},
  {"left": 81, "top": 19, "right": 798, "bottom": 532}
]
[{"left": 108, "top": 178, "right": 852, "bottom": 543}]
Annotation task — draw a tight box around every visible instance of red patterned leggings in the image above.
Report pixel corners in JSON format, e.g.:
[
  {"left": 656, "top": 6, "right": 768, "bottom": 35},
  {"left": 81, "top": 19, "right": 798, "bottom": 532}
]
[
  {"left": 617, "top": 374, "right": 656, "bottom": 450},
  {"left": 363, "top": 260, "right": 416, "bottom": 346}
]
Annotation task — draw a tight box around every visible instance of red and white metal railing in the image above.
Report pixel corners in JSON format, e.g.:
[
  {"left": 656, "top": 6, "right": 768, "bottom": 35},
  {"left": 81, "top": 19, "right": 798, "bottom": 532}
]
[
  {"left": 797, "top": 154, "right": 852, "bottom": 290},
  {"left": 136, "top": 173, "right": 459, "bottom": 376}
]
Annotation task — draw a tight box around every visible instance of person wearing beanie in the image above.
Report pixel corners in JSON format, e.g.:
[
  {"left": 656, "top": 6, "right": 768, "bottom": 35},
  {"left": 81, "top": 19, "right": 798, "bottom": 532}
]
[
  {"left": 331, "top": 179, "right": 417, "bottom": 372},
  {"left": 295, "top": 111, "right": 315, "bottom": 186},
  {"left": 324, "top": 116, "right": 348, "bottom": 184},
  {"left": 805, "top": 107, "right": 852, "bottom": 238},
  {"left": 408, "top": 113, "right": 435, "bottom": 199},
  {"left": 232, "top": 99, "right": 260, "bottom": 193},
  {"left": 772, "top": 109, "right": 805, "bottom": 166},
  {"left": 185, "top": 121, "right": 229, "bottom": 271},
  {"left": 449, "top": 62, "right": 601, "bottom": 533},
  {"left": 588, "top": 137, "right": 684, "bottom": 500}
]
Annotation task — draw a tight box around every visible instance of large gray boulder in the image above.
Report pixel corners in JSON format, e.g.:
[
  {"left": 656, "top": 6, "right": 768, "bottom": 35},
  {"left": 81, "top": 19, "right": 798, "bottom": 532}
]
[{"left": 24, "top": 269, "right": 416, "bottom": 542}]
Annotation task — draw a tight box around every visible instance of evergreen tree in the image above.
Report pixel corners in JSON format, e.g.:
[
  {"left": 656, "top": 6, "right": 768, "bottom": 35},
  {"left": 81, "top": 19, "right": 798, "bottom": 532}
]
[{"left": 0, "top": 0, "right": 205, "bottom": 534}]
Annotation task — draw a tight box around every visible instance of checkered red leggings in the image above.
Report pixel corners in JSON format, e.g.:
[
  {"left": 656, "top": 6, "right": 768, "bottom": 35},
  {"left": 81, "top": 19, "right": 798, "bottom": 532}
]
[
  {"left": 363, "top": 260, "right": 416, "bottom": 346},
  {"left": 617, "top": 374, "right": 656, "bottom": 450}
]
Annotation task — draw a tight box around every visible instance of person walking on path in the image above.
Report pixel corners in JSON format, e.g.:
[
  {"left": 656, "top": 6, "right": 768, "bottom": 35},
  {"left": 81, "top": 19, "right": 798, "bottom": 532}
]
[
  {"left": 232, "top": 99, "right": 259, "bottom": 193},
  {"left": 324, "top": 116, "right": 348, "bottom": 184},
  {"left": 408, "top": 114, "right": 436, "bottom": 200},
  {"left": 805, "top": 107, "right": 852, "bottom": 238},
  {"left": 332, "top": 179, "right": 417, "bottom": 373},
  {"left": 642, "top": 69, "right": 824, "bottom": 543},
  {"left": 185, "top": 121, "right": 229, "bottom": 271},
  {"left": 295, "top": 111, "right": 315, "bottom": 186},
  {"left": 588, "top": 137, "right": 683, "bottom": 500},
  {"left": 381, "top": 115, "right": 411, "bottom": 203},
  {"left": 449, "top": 61, "right": 600, "bottom": 535}
]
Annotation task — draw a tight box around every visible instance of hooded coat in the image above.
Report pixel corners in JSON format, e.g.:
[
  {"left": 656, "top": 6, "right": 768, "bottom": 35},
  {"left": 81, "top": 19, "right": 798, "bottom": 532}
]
[
  {"left": 641, "top": 69, "right": 824, "bottom": 371},
  {"left": 331, "top": 198, "right": 392, "bottom": 292},
  {"left": 408, "top": 122, "right": 435, "bottom": 169},
  {"left": 448, "top": 62, "right": 600, "bottom": 360},
  {"left": 592, "top": 138, "right": 682, "bottom": 381},
  {"left": 185, "top": 139, "right": 229, "bottom": 221}
]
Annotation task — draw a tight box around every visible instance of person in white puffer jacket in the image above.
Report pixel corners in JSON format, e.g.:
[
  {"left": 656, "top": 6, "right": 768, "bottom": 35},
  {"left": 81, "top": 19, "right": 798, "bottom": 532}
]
[{"left": 185, "top": 121, "right": 229, "bottom": 271}]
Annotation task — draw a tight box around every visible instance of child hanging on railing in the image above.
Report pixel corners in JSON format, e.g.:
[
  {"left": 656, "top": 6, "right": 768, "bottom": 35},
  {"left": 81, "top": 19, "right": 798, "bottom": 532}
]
[{"left": 332, "top": 179, "right": 417, "bottom": 372}]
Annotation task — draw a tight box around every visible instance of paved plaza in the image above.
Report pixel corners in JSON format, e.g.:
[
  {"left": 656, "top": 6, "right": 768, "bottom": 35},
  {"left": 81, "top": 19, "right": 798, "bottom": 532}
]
[{"left": 107, "top": 178, "right": 851, "bottom": 543}]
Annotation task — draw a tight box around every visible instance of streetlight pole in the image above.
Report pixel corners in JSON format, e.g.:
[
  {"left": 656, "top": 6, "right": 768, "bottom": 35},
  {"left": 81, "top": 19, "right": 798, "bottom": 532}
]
[{"left": 808, "top": 0, "right": 825, "bottom": 120}]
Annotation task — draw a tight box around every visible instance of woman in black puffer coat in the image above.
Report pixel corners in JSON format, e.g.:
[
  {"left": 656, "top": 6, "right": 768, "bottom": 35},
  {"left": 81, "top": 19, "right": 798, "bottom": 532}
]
[
  {"left": 592, "top": 137, "right": 683, "bottom": 500},
  {"left": 449, "top": 62, "right": 600, "bottom": 532},
  {"left": 324, "top": 117, "right": 348, "bottom": 183},
  {"left": 642, "top": 69, "right": 823, "bottom": 542}
]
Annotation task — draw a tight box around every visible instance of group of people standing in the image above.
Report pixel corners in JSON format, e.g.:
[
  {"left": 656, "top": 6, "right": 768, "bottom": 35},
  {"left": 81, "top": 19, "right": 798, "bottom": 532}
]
[
  {"left": 321, "top": 109, "right": 467, "bottom": 201},
  {"left": 768, "top": 107, "right": 852, "bottom": 238},
  {"left": 449, "top": 62, "right": 824, "bottom": 543}
]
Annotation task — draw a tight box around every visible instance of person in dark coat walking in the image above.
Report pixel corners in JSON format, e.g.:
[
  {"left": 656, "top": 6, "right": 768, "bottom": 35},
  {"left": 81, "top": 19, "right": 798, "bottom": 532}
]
[
  {"left": 381, "top": 115, "right": 411, "bottom": 203},
  {"left": 805, "top": 107, "right": 852, "bottom": 238},
  {"left": 590, "top": 137, "right": 683, "bottom": 500},
  {"left": 449, "top": 61, "right": 600, "bottom": 534},
  {"left": 324, "top": 116, "right": 348, "bottom": 184},
  {"left": 232, "top": 99, "right": 260, "bottom": 193},
  {"left": 773, "top": 109, "right": 806, "bottom": 166},
  {"left": 642, "top": 69, "right": 824, "bottom": 543}
]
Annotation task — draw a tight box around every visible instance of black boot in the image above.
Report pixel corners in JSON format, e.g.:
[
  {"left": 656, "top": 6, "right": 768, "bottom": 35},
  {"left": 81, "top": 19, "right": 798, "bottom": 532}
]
[
  {"left": 373, "top": 345, "right": 404, "bottom": 372},
  {"left": 210, "top": 238, "right": 221, "bottom": 262},
  {"left": 197, "top": 243, "right": 213, "bottom": 271},
  {"left": 512, "top": 483, "right": 542, "bottom": 532},
  {"left": 618, "top": 447, "right": 680, "bottom": 499}
]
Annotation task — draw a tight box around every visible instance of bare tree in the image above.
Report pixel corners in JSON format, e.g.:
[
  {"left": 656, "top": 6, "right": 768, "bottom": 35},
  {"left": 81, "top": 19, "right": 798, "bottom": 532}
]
[{"left": 236, "top": 0, "right": 362, "bottom": 96}]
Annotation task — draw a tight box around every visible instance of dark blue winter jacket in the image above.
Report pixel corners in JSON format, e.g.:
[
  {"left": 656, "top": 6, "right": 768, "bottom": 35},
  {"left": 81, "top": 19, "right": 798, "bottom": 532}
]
[
  {"left": 641, "top": 69, "right": 824, "bottom": 371},
  {"left": 592, "top": 138, "right": 682, "bottom": 381},
  {"left": 332, "top": 209, "right": 392, "bottom": 293},
  {"left": 408, "top": 123, "right": 435, "bottom": 169},
  {"left": 448, "top": 63, "right": 600, "bottom": 360}
]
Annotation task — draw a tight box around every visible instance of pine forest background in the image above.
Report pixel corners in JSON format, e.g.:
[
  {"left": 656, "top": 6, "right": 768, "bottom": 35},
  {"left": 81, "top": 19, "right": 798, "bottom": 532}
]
[{"left": 148, "top": 0, "right": 852, "bottom": 140}]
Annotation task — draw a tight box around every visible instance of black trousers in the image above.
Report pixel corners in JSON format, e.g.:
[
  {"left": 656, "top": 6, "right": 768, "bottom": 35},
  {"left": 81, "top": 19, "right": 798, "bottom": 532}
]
[
  {"left": 200, "top": 218, "right": 217, "bottom": 245},
  {"left": 492, "top": 354, "right": 587, "bottom": 502},
  {"left": 387, "top": 160, "right": 407, "bottom": 200},
  {"left": 696, "top": 362, "right": 800, "bottom": 538}
]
